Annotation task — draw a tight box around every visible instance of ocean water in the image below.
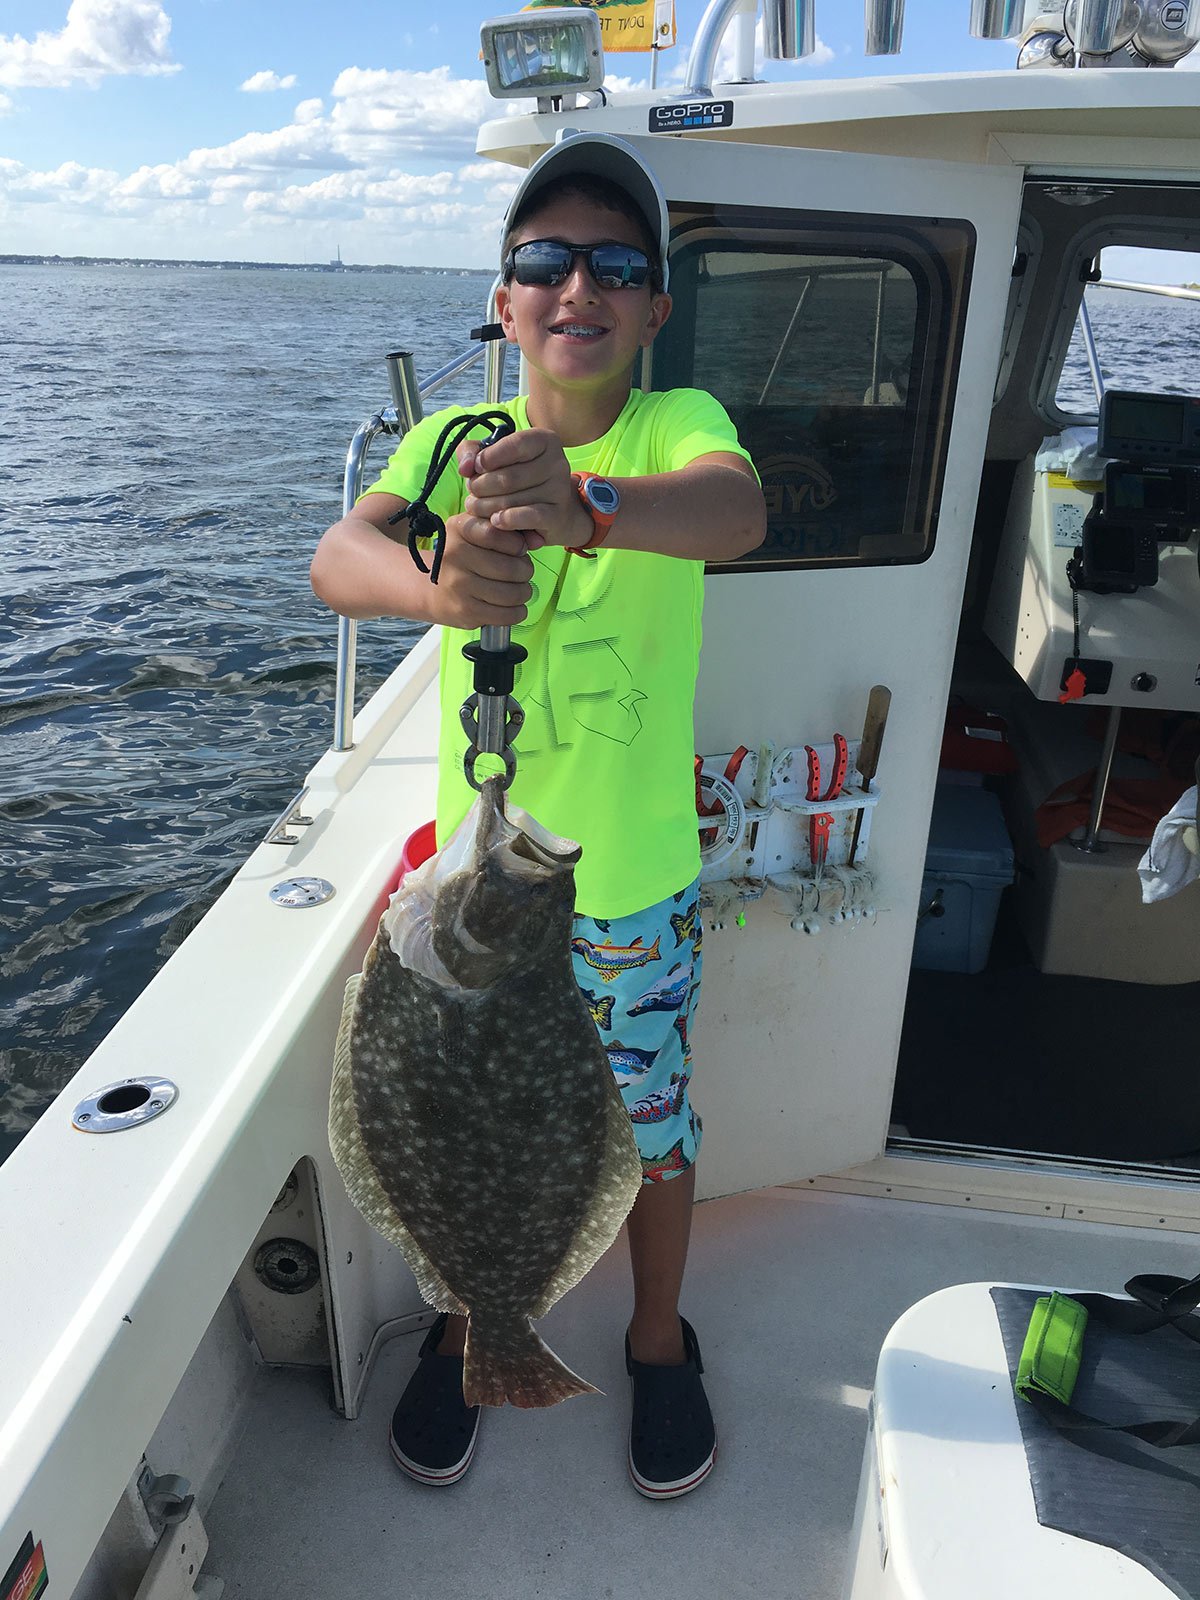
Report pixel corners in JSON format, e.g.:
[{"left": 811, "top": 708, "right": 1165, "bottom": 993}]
[
  {"left": 0, "top": 264, "right": 505, "bottom": 1160},
  {"left": 1, "top": 266, "right": 1197, "bottom": 1160}
]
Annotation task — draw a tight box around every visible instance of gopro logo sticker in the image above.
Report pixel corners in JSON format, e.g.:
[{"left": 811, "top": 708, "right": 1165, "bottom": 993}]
[
  {"left": 1160, "top": 2, "right": 1187, "bottom": 27},
  {"left": 648, "top": 101, "right": 734, "bottom": 133}
]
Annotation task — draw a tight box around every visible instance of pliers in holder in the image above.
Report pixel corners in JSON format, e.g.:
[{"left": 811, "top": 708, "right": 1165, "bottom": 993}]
[{"left": 804, "top": 733, "right": 849, "bottom": 869}]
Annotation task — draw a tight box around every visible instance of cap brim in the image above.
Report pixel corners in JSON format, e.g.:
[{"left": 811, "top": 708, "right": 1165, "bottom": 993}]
[{"left": 501, "top": 132, "right": 670, "bottom": 292}]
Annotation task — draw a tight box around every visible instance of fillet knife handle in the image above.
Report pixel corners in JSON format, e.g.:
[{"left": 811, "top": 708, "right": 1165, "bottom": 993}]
[
  {"left": 460, "top": 417, "right": 526, "bottom": 792},
  {"left": 848, "top": 684, "right": 891, "bottom": 867}
]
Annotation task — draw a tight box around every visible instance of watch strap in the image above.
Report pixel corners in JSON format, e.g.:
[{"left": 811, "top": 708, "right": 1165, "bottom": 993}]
[{"left": 566, "top": 472, "right": 616, "bottom": 558}]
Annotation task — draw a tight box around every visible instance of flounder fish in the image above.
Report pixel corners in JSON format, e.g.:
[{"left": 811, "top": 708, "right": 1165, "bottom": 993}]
[{"left": 329, "top": 776, "right": 642, "bottom": 1408}]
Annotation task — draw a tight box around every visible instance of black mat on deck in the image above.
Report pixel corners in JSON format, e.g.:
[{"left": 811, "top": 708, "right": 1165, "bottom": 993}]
[{"left": 992, "top": 1287, "right": 1200, "bottom": 1600}]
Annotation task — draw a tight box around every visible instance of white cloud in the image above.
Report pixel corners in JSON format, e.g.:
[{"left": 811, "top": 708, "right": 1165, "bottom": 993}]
[
  {"left": 240, "top": 69, "right": 298, "bottom": 93},
  {"left": 1, "top": 158, "right": 120, "bottom": 205},
  {"left": 0, "top": 91, "right": 11, "bottom": 115},
  {"left": 0, "top": 0, "right": 178, "bottom": 89},
  {"left": 180, "top": 119, "right": 352, "bottom": 177},
  {"left": 0, "top": 57, "right": 532, "bottom": 263},
  {"left": 328, "top": 66, "right": 497, "bottom": 159},
  {"left": 713, "top": 18, "right": 835, "bottom": 79}
]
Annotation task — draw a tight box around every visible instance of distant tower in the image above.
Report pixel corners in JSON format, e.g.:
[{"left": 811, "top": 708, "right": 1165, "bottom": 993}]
[{"left": 329, "top": 244, "right": 343, "bottom": 269}]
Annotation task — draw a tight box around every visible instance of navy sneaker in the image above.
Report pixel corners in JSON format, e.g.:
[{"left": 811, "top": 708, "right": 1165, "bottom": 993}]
[
  {"left": 626, "top": 1317, "right": 716, "bottom": 1498},
  {"left": 388, "top": 1315, "right": 481, "bottom": 1487}
]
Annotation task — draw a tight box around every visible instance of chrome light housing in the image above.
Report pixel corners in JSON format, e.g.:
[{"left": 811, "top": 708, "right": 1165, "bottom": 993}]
[
  {"left": 1133, "top": 0, "right": 1200, "bottom": 62},
  {"left": 480, "top": 9, "right": 604, "bottom": 101}
]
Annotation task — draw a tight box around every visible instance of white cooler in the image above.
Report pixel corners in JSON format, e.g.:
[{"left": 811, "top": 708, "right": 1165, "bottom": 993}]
[{"left": 842, "top": 1283, "right": 1174, "bottom": 1600}]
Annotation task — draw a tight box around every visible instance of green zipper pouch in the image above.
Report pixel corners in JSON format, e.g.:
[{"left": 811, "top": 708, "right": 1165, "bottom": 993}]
[{"left": 1015, "top": 1292, "right": 1088, "bottom": 1407}]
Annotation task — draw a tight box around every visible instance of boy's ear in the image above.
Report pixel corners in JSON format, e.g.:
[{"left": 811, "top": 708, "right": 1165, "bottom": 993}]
[
  {"left": 496, "top": 284, "right": 521, "bottom": 344},
  {"left": 639, "top": 291, "right": 673, "bottom": 348}
]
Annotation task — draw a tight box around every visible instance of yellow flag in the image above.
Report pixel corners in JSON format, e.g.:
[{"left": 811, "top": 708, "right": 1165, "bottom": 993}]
[{"left": 521, "top": 0, "right": 676, "bottom": 54}]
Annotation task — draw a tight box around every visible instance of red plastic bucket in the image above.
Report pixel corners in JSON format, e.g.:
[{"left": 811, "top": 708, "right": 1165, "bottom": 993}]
[{"left": 385, "top": 820, "right": 437, "bottom": 898}]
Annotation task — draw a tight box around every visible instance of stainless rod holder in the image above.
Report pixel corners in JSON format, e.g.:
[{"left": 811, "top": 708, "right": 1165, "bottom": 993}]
[
  {"left": 386, "top": 350, "right": 423, "bottom": 429},
  {"left": 1067, "top": 0, "right": 1140, "bottom": 55},
  {"left": 764, "top": 0, "right": 816, "bottom": 58},
  {"left": 969, "top": 0, "right": 1024, "bottom": 38},
  {"left": 865, "top": 0, "right": 905, "bottom": 55}
]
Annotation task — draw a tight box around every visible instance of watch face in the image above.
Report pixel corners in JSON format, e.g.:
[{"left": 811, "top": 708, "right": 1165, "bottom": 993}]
[{"left": 584, "top": 477, "right": 620, "bottom": 517}]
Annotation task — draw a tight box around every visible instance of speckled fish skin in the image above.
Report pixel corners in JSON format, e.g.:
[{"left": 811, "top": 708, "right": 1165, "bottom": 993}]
[{"left": 330, "top": 777, "right": 642, "bottom": 1409}]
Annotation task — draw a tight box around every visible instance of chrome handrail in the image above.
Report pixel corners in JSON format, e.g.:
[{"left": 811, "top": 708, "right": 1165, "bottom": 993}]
[
  {"left": 331, "top": 279, "right": 506, "bottom": 752},
  {"left": 1098, "top": 277, "right": 1200, "bottom": 303},
  {"left": 1072, "top": 274, "right": 1200, "bottom": 418},
  {"left": 1076, "top": 296, "right": 1105, "bottom": 408},
  {"left": 684, "top": 0, "right": 746, "bottom": 95}
]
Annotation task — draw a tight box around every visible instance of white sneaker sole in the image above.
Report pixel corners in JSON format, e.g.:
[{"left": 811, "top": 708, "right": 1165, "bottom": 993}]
[
  {"left": 388, "top": 1415, "right": 480, "bottom": 1487},
  {"left": 628, "top": 1441, "right": 717, "bottom": 1499}
]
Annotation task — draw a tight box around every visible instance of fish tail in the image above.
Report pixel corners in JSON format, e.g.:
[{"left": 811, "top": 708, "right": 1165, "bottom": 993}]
[{"left": 463, "top": 1316, "right": 599, "bottom": 1410}]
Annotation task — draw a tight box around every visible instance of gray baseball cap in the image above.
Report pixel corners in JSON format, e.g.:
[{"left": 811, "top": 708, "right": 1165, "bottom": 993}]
[{"left": 501, "top": 132, "right": 670, "bottom": 292}]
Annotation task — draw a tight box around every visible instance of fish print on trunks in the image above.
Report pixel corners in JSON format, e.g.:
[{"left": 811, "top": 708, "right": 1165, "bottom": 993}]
[{"left": 329, "top": 777, "right": 642, "bottom": 1409}]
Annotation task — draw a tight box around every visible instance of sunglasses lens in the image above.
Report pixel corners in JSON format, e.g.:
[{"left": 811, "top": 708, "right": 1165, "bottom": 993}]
[
  {"left": 590, "top": 247, "right": 651, "bottom": 288},
  {"left": 510, "top": 241, "right": 572, "bottom": 285}
]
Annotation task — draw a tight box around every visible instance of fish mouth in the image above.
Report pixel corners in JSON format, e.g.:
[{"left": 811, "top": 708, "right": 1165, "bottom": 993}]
[{"left": 498, "top": 804, "right": 582, "bottom": 874}]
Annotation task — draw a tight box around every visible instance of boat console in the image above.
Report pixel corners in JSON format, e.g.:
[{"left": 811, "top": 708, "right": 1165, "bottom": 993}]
[{"left": 984, "top": 389, "right": 1200, "bottom": 713}]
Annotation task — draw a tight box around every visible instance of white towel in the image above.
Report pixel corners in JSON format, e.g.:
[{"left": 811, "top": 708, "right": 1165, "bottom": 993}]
[
  {"left": 1138, "top": 785, "right": 1200, "bottom": 904},
  {"left": 1033, "top": 427, "right": 1109, "bottom": 483}
]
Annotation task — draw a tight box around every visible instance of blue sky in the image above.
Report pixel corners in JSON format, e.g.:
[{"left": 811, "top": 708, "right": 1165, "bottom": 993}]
[{"left": 0, "top": 1, "right": 1195, "bottom": 270}]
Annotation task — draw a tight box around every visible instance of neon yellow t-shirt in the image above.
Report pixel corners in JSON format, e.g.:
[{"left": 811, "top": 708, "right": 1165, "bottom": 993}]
[{"left": 362, "top": 387, "right": 754, "bottom": 918}]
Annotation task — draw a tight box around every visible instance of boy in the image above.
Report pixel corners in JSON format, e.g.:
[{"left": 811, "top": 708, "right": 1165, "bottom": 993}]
[{"left": 311, "top": 132, "right": 765, "bottom": 1498}]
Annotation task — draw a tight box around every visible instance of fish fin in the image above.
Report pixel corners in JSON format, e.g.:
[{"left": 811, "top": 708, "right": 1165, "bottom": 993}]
[
  {"left": 328, "top": 970, "right": 468, "bottom": 1316},
  {"left": 464, "top": 1318, "right": 599, "bottom": 1410},
  {"left": 530, "top": 1074, "right": 642, "bottom": 1321}
]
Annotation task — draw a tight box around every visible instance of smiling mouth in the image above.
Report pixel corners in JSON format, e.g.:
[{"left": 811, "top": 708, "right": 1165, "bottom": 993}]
[{"left": 550, "top": 323, "right": 607, "bottom": 340}]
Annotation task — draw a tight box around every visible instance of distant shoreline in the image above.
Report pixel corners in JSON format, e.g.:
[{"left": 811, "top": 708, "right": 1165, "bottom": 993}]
[{"left": 0, "top": 253, "right": 493, "bottom": 277}]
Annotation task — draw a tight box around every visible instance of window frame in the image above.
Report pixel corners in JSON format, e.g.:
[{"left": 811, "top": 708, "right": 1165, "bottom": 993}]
[{"left": 645, "top": 205, "right": 976, "bottom": 575}]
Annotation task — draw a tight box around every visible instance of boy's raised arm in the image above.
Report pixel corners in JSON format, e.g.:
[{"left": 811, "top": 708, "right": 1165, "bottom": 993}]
[
  {"left": 596, "top": 455, "right": 766, "bottom": 563},
  {"left": 462, "top": 432, "right": 766, "bottom": 565}
]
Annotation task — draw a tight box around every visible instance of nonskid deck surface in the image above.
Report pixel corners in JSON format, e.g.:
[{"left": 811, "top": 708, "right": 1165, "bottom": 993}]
[{"left": 205, "top": 1186, "right": 1200, "bottom": 1600}]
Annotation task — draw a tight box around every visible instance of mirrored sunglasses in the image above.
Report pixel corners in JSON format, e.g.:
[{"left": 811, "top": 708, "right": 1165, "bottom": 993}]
[{"left": 503, "top": 239, "right": 657, "bottom": 291}]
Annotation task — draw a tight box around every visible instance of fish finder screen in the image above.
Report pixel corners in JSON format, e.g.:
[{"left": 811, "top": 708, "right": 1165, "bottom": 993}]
[
  {"left": 1090, "top": 524, "right": 1136, "bottom": 575},
  {"left": 1107, "top": 396, "right": 1183, "bottom": 444},
  {"left": 1109, "top": 471, "right": 1175, "bottom": 513}
]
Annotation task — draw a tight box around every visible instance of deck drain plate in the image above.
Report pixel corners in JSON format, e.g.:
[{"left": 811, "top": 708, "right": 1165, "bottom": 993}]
[{"left": 269, "top": 876, "right": 335, "bottom": 908}]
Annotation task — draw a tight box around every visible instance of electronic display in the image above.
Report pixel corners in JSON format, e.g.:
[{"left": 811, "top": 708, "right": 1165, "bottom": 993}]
[
  {"left": 1108, "top": 397, "right": 1183, "bottom": 444},
  {"left": 1098, "top": 389, "right": 1200, "bottom": 464},
  {"left": 1103, "top": 462, "right": 1200, "bottom": 530}
]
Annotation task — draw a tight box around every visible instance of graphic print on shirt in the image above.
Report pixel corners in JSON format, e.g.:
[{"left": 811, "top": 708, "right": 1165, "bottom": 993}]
[{"left": 515, "top": 552, "right": 648, "bottom": 763}]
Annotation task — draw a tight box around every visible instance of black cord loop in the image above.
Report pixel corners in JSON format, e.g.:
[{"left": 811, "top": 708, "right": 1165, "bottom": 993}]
[{"left": 387, "top": 409, "right": 515, "bottom": 584}]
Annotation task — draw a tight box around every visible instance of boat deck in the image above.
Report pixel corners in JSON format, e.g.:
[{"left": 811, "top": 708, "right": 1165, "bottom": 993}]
[{"left": 204, "top": 1186, "right": 1200, "bottom": 1599}]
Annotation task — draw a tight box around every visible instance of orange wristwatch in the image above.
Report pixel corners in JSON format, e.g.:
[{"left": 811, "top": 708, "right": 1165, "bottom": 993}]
[{"left": 567, "top": 472, "right": 620, "bottom": 558}]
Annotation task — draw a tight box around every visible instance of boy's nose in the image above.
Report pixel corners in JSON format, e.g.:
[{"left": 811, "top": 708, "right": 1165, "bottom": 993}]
[{"left": 560, "top": 260, "right": 600, "bottom": 300}]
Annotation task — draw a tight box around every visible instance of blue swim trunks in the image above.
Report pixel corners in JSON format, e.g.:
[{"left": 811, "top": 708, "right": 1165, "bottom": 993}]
[{"left": 570, "top": 878, "right": 703, "bottom": 1183}]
